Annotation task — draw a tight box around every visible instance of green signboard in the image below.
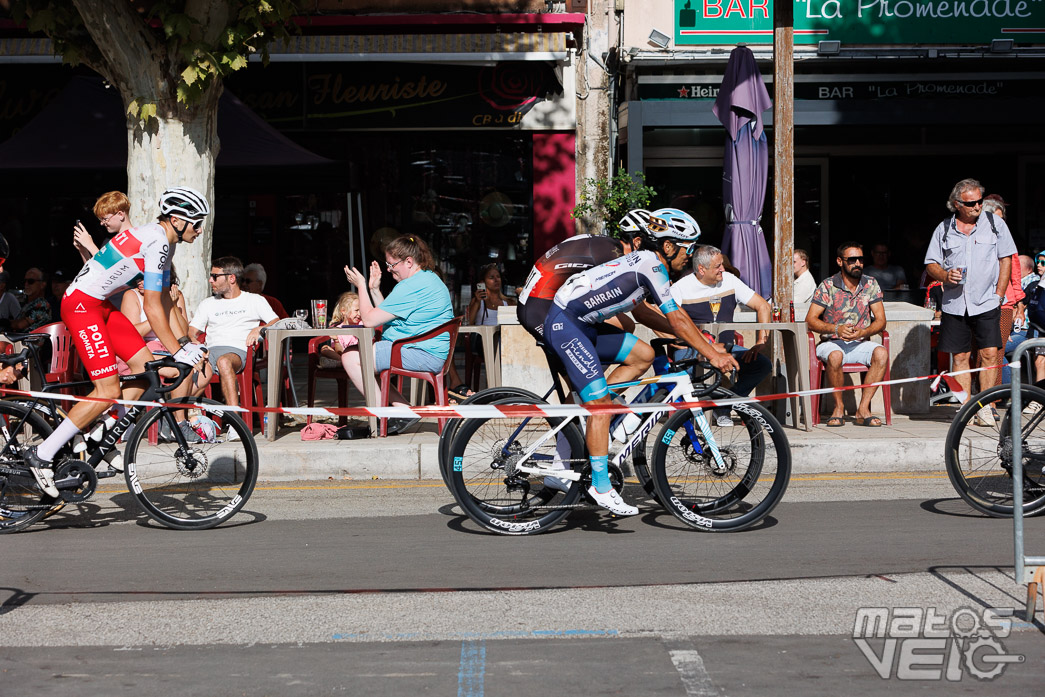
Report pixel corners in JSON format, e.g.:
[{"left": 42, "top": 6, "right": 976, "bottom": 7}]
[{"left": 674, "top": 0, "right": 1045, "bottom": 44}]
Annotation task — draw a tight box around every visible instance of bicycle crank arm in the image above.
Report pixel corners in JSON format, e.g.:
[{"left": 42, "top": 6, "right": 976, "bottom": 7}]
[{"left": 515, "top": 465, "right": 581, "bottom": 481}]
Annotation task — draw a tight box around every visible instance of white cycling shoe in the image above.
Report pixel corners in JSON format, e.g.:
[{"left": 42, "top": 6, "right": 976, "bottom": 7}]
[{"left": 587, "top": 486, "right": 638, "bottom": 516}]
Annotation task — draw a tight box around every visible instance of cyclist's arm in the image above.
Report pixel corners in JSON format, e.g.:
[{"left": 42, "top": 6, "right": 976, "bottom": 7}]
[{"left": 666, "top": 308, "right": 738, "bottom": 372}]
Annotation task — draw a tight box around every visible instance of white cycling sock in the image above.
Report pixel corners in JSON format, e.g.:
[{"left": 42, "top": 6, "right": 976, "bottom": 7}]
[{"left": 37, "top": 418, "right": 82, "bottom": 462}]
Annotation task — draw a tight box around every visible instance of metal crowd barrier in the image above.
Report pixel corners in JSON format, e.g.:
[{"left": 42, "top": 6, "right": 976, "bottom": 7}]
[{"left": 1008, "top": 339, "right": 1045, "bottom": 620}]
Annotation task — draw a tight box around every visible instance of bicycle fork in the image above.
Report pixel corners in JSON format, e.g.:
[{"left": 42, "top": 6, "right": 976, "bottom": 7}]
[{"left": 685, "top": 407, "right": 728, "bottom": 474}]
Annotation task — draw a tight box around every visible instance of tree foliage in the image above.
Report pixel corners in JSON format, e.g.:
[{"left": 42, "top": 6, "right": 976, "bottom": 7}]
[
  {"left": 572, "top": 167, "right": 657, "bottom": 236},
  {"left": 9, "top": 0, "right": 299, "bottom": 121}
]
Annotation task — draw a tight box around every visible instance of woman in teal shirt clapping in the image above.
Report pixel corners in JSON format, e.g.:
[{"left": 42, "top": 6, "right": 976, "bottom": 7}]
[{"left": 345, "top": 235, "right": 453, "bottom": 434}]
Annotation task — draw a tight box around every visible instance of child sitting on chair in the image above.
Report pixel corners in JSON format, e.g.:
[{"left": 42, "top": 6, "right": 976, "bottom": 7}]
[{"left": 319, "top": 291, "right": 362, "bottom": 369}]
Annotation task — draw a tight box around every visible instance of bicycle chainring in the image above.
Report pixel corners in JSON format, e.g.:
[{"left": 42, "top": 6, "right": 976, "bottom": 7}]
[{"left": 54, "top": 458, "right": 98, "bottom": 503}]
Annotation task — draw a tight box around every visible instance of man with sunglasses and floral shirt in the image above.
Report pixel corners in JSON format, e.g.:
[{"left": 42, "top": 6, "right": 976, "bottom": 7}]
[
  {"left": 806, "top": 242, "right": 889, "bottom": 427},
  {"left": 924, "top": 178, "right": 1016, "bottom": 427}
]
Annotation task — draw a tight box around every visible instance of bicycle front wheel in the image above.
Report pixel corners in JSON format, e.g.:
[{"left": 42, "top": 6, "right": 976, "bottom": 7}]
[
  {"left": 124, "top": 398, "right": 259, "bottom": 530},
  {"left": 944, "top": 384, "right": 1045, "bottom": 517},
  {"left": 447, "top": 398, "right": 587, "bottom": 535},
  {"left": 650, "top": 401, "right": 791, "bottom": 531},
  {"left": 0, "top": 401, "right": 56, "bottom": 533}
]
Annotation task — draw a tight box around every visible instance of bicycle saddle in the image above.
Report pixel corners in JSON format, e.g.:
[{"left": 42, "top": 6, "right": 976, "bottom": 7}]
[{"left": 0, "top": 332, "right": 49, "bottom": 344}]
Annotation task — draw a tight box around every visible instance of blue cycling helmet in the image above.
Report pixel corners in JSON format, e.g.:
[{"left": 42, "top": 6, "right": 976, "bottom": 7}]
[{"left": 648, "top": 207, "right": 701, "bottom": 242}]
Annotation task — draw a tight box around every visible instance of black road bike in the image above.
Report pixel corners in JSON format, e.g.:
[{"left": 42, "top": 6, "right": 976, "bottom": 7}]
[{"left": 0, "top": 333, "right": 258, "bottom": 532}]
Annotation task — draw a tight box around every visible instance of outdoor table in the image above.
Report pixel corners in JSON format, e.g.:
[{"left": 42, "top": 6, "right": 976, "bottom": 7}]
[
  {"left": 263, "top": 326, "right": 377, "bottom": 441},
  {"left": 703, "top": 321, "right": 813, "bottom": 432},
  {"left": 457, "top": 325, "right": 501, "bottom": 387}
]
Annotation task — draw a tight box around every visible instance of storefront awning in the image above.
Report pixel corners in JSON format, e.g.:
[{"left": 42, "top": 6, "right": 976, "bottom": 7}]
[
  {"left": 0, "top": 32, "right": 568, "bottom": 64},
  {"left": 264, "top": 32, "right": 568, "bottom": 62}
]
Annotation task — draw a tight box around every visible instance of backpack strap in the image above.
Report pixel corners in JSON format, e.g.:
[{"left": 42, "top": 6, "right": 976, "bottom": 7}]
[{"left": 985, "top": 211, "right": 998, "bottom": 236}]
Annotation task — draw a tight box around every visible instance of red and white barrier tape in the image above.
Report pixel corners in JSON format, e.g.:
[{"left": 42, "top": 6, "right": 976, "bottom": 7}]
[{"left": 0, "top": 363, "right": 1004, "bottom": 421}]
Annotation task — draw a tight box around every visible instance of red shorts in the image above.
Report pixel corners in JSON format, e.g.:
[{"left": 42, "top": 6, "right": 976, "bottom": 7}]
[{"left": 62, "top": 289, "right": 148, "bottom": 380}]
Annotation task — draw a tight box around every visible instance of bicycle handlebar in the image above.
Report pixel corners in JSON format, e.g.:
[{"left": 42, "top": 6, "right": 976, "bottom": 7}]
[
  {"left": 649, "top": 337, "right": 728, "bottom": 398},
  {"left": 140, "top": 356, "right": 195, "bottom": 396},
  {"left": 0, "top": 347, "right": 29, "bottom": 368}
]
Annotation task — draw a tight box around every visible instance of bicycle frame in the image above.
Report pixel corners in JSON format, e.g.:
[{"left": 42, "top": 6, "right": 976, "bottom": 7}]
[
  {"left": 511, "top": 369, "right": 725, "bottom": 481},
  {"left": 4, "top": 338, "right": 196, "bottom": 468}
]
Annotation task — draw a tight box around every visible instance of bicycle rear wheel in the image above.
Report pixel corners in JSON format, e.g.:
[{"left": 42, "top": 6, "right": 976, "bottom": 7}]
[
  {"left": 650, "top": 402, "right": 791, "bottom": 531},
  {"left": 944, "top": 384, "right": 1045, "bottom": 517},
  {"left": 438, "top": 386, "right": 544, "bottom": 488},
  {"left": 123, "top": 398, "right": 259, "bottom": 530},
  {"left": 0, "top": 402, "right": 56, "bottom": 533},
  {"left": 446, "top": 398, "right": 587, "bottom": 535}
]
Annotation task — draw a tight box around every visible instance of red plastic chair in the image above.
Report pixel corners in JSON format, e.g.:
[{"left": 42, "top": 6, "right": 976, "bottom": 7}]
[
  {"left": 808, "top": 331, "right": 892, "bottom": 425},
  {"left": 378, "top": 317, "right": 462, "bottom": 437},
  {"left": 31, "top": 322, "right": 78, "bottom": 394},
  {"left": 306, "top": 336, "right": 350, "bottom": 426},
  {"left": 203, "top": 340, "right": 264, "bottom": 431}
]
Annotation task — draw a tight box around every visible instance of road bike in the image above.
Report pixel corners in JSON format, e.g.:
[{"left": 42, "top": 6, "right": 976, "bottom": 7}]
[
  {"left": 443, "top": 351, "right": 791, "bottom": 535},
  {"left": 0, "top": 333, "right": 259, "bottom": 532},
  {"left": 438, "top": 340, "right": 719, "bottom": 499},
  {"left": 944, "top": 383, "right": 1045, "bottom": 517}
]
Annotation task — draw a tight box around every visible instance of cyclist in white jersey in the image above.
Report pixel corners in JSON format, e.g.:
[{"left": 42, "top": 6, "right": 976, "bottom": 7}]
[
  {"left": 24, "top": 187, "right": 211, "bottom": 497},
  {"left": 544, "top": 212, "right": 738, "bottom": 516}
]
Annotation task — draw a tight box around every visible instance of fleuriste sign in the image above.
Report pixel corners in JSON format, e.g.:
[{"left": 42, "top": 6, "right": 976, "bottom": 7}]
[{"left": 674, "top": 0, "right": 1045, "bottom": 44}]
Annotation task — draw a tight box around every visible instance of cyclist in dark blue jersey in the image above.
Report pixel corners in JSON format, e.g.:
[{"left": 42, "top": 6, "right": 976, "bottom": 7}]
[{"left": 544, "top": 212, "right": 739, "bottom": 515}]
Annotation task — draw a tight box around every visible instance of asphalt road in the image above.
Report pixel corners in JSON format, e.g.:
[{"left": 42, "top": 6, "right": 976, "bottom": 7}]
[{"left": 2, "top": 475, "right": 1043, "bottom": 695}]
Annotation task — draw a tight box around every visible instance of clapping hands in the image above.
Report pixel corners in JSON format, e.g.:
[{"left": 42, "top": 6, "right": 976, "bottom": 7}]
[{"left": 344, "top": 261, "right": 382, "bottom": 292}]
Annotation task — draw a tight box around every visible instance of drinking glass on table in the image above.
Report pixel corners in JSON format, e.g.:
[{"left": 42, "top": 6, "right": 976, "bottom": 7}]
[{"left": 294, "top": 308, "right": 309, "bottom": 326}]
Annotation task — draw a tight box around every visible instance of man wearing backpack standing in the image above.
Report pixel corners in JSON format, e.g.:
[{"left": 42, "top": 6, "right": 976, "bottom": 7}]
[{"left": 924, "top": 178, "right": 1016, "bottom": 426}]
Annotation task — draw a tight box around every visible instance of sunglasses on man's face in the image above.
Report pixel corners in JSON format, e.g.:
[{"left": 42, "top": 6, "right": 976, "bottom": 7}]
[
  {"left": 209, "top": 273, "right": 230, "bottom": 281},
  {"left": 843, "top": 256, "right": 864, "bottom": 264},
  {"left": 956, "top": 198, "right": 984, "bottom": 208}
]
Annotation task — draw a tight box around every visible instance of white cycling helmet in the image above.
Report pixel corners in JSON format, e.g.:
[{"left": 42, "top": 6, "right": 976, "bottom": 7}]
[
  {"left": 617, "top": 209, "right": 651, "bottom": 238},
  {"left": 648, "top": 207, "right": 701, "bottom": 242},
  {"left": 159, "top": 186, "right": 211, "bottom": 221}
]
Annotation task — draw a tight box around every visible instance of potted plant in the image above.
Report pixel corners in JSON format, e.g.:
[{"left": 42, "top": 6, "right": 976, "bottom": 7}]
[{"left": 572, "top": 167, "right": 657, "bottom": 235}]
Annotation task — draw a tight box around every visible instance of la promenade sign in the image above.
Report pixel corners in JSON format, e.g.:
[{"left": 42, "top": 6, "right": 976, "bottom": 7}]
[{"left": 674, "top": 0, "right": 1045, "bottom": 44}]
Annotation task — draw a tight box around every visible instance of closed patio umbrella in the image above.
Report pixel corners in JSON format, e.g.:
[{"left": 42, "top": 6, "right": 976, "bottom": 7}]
[{"left": 713, "top": 46, "right": 773, "bottom": 298}]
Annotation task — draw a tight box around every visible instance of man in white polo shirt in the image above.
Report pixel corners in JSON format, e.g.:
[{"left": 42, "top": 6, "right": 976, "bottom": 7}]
[
  {"left": 189, "top": 256, "right": 278, "bottom": 412},
  {"left": 669, "top": 245, "right": 773, "bottom": 426}
]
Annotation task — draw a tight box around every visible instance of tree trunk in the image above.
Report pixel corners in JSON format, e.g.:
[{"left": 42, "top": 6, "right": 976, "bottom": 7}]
[
  {"left": 70, "top": 0, "right": 223, "bottom": 313},
  {"left": 122, "top": 88, "right": 221, "bottom": 313}
]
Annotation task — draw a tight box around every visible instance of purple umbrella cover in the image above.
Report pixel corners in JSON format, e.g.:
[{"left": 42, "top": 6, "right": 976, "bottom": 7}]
[{"left": 714, "top": 47, "right": 774, "bottom": 298}]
